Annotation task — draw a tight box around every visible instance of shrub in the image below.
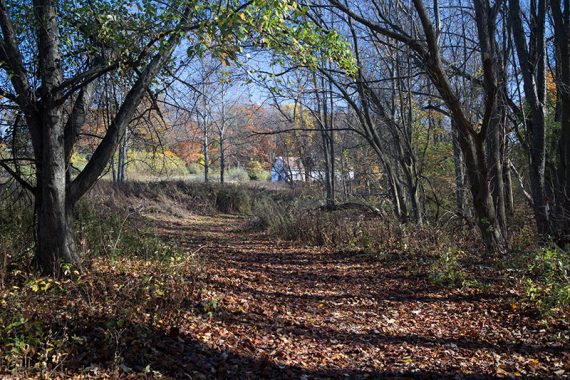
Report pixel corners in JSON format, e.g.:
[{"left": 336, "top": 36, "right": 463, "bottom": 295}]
[
  {"left": 0, "top": 190, "right": 34, "bottom": 287},
  {"left": 74, "top": 196, "right": 182, "bottom": 261},
  {"left": 247, "top": 161, "right": 268, "bottom": 181},
  {"left": 252, "top": 199, "right": 449, "bottom": 258},
  {"left": 524, "top": 246, "right": 570, "bottom": 315},
  {"left": 126, "top": 149, "right": 189, "bottom": 178},
  {"left": 225, "top": 167, "right": 250, "bottom": 182},
  {"left": 216, "top": 186, "right": 252, "bottom": 214},
  {"left": 429, "top": 247, "right": 466, "bottom": 287},
  {"left": 251, "top": 197, "right": 298, "bottom": 236},
  {"left": 0, "top": 314, "right": 72, "bottom": 374},
  {"left": 187, "top": 163, "right": 203, "bottom": 175}
]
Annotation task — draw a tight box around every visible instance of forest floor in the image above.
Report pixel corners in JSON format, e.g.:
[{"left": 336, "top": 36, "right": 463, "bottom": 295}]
[
  {"left": 2, "top": 205, "right": 569, "bottom": 379},
  {"left": 139, "top": 212, "right": 568, "bottom": 379}
]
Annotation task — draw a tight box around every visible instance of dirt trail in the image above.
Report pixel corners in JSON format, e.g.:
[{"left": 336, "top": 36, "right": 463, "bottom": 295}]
[{"left": 152, "top": 213, "right": 568, "bottom": 379}]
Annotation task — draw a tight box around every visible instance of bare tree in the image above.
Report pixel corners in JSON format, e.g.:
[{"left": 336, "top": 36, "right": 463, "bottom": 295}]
[{"left": 330, "top": 0, "right": 510, "bottom": 253}]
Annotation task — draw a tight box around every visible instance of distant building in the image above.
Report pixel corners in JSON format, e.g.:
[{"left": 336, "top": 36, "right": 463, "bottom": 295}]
[
  {"left": 271, "top": 156, "right": 305, "bottom": 182},
  {"left": 271, "top": 156, "right": 287, "bottom": 182}
]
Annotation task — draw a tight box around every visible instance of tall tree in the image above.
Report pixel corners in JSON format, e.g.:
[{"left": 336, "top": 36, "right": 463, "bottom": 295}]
[
  {"left": 0, "top": 0, "right": 354, "bottom": 274},
  {"left": 549, "top": 0, "right": 570, "bottom": 239},
  {"left": 330, "top": 0, "right": 510, "bottom": 253},
  {"left": 509, "top": 0, "right": 549, "bottom": 236}
]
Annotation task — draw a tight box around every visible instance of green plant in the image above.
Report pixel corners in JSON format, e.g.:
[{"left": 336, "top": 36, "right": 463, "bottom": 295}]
[
  {"left": 429, "top": 247, "right": 466, "bottom": 287},
  {"left": 251, "top": 197, "right": 289, "bottom": 230},
  {"left": 0, "top": 316, "right": 70, "bottom": 375},
  {"left": 247, "top": 161, "right": 269, "bottom": 181},
  {"left": 201, "top": 298, "right": 220, "bottom": 318},
  {"left": 75, "top": 198, "right": 181, "bottom": 260},
  {"left": 524, "top": 246, "right": 570, "bottom": 315},
  {"left": 0, "top": 191, "right": 35, "bottom": 285},
  {"left": 187, "top": 163, "right": 203, "bottom": 175}
]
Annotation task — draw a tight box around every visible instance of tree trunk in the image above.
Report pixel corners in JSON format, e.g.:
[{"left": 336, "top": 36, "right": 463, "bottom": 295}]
[
  {"left": 555, "top": 90, "right": 570, "bottom": 236},
  {"left": 452, "top": 126, "right": 467, "bottom": 216},
  {"left": 31, "top": 0, "right": 78, "bottom": 274},
  {"left": 314, "top": 72, "right": 335, "bottom": 207},
  {"left": 485, "top": 107, "right": 508, "bottom": 237},
  {"left": 395, "top": 177, "right": 409, "bottom": 222},
  {"left": 35, "top": 105, "right": 79, "bottom": 273},
  {"left": 510, "top": 0, "right": 550, "bottom": 236},
  {"left": 117, "top": 129, "right": 128, "bottom": 183},
  {"left": 35, "top": 197, "right": 78, "bottom": 274},
  {"left": 548, "top": 0, "right": 570, "bottom": 239},
  {"left": 504, "top": 157, "right": 514, "bottom": 218},
  {"left": 220, "top": 133, "right": 225, "bottom": 184},
  {"left": 461, "top": 133, "right": 507, "bottom": 254},
  {"left": 111, "top": 155, "right": 116, "bottom": 182},
  {"left": 203, "top": 128, "right": 209, "bottom": 183}
]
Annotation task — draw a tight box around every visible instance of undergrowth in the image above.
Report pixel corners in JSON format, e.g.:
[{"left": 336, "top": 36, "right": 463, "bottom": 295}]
[
  {"left": 429, "top": 247, "right": 466, "bottom": 287},
  {"left": 523, "top": 246, "right": 570, "bottom": 316},
  {"left": 251, "top": 197, "right": 468, "bottom": 258},
  {"left": 1, "top": 180, "right": 567, "bottom": 377},
  {"left": 0, "top": 193, "right": 34, "bottom": 289},
  {"left": 0, "top": 182, "right": 209, "bottom": 376},
  {"left": 251, "top": 194, "right": 568, "bottom": 317}
]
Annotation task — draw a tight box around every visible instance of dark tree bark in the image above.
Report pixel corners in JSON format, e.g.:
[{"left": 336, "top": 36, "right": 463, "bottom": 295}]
[
  {"left": 0, "top": 0, "right": 191, "bottom": 274},
  {"left": 330, "top": 0, "right": 509, "bottom": 253},
  {"left": 220, "top": 131, "right": 225, "bottom": 184},
  {"left": 312, "top": 72, "right": 335, "bottom": 208},
  {"left": 452, "top": 124, "right": 468, "bottom": 217},
  {"left": 510, "top": 0, "right": 550, "bottom": 236},
  {"left": 549, "top": 0, "right": 570, "bottom": 239},
  {"left": 32, "top": 0, "right": 77, "bottom": 272}
]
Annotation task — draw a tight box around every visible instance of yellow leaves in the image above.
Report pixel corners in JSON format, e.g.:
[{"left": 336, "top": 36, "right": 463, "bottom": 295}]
[
  {"left": 546, "top": 70, "right": 557, "bottom": 99},
  {"left": 527, "top": 358, "right": 540, "bottom": 367},
  {"left": 27, "top": 278, "right": 60, "bottom": 293},
  {"left": 496, "top": 365, "right": 510, "bottom": 377},
  {"left": 496, "top": 366, "right": 524, "bottom": 378}
]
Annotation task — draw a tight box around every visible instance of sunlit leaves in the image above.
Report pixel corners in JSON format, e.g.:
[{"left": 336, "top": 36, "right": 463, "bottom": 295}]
[
  {"left": 183, "top": 0, "right": 356, "bottom": 75},
  {"left": 2, "top": 0, "right": 355, "bottom": 87}
]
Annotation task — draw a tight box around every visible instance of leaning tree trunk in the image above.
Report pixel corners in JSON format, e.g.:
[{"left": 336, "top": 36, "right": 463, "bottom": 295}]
[{"left": 461, "top": 132, "right": 508, "bottom": 254}]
